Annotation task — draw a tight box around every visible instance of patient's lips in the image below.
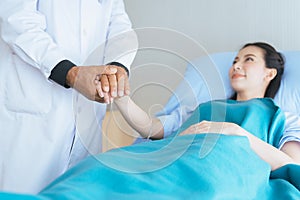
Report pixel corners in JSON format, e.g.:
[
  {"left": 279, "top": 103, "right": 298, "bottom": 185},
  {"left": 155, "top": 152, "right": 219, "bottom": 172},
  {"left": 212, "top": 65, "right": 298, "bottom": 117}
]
[{"left": 232, "top": 73, "right": 246, "bottom": 79}]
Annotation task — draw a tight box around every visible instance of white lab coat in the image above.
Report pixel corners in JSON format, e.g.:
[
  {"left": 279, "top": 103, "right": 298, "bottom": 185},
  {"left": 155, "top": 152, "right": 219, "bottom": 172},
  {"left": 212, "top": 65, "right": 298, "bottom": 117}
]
[{"left": 0, "top": 0, "right": 137, "bottom": 194}]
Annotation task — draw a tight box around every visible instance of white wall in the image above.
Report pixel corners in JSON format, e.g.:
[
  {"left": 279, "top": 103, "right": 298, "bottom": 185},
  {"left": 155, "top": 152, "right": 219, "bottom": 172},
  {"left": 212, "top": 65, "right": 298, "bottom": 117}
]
[{"left": 122, "top": 0, "right": 300, "bottom": 112}]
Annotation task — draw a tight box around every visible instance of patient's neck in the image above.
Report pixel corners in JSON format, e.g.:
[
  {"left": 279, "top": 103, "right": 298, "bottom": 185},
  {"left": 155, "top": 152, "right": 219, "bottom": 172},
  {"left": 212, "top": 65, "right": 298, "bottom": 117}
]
[{"left": 236, "top": 92, "right": 264, "bottom": 101}]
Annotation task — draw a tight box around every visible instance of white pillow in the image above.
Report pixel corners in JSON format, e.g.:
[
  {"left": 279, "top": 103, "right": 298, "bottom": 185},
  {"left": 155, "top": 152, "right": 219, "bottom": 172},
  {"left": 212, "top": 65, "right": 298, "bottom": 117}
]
[{"left": 274, "top": 51, "right": 300, "bottom": 115}]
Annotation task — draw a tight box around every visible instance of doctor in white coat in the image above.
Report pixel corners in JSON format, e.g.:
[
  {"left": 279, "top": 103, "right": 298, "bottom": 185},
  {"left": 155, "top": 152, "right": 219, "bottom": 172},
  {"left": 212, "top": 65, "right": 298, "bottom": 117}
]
[{"left": 0, "top": 0, "right": 137, "bottom": 194}]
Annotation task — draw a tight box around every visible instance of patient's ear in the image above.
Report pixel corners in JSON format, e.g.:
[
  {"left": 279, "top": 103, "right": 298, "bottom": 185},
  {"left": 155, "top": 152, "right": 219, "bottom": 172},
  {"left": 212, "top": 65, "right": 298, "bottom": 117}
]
[{"left": 265, "top": 68, "right": 277, "bottom": 81}]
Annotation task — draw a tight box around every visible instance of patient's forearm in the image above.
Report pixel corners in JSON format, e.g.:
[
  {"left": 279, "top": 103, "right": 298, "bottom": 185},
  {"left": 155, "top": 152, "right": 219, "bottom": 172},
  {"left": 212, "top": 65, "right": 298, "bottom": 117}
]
[
  {"left": 114, "top": 96, "right": 164, "bottom": 139},
  {"left": 243, "top": 132, "right": 295, "bottom": 171},
  {"left": 281, "top": 141, "right": 300, "bottom": 164}
]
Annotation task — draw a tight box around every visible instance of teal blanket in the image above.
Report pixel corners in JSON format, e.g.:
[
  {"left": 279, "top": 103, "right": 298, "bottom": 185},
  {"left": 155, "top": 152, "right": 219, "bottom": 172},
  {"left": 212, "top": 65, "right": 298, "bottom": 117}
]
[{"left": 1, "top": 98, "right": 299, "bottom": 199}]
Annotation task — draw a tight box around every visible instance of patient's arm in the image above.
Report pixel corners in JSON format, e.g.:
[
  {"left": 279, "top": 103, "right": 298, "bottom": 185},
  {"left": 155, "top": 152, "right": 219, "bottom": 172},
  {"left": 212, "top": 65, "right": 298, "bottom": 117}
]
[
  {"left": 180, "top": 121, "right": 298, "bottom": 171},
  {"left": 281, "top": 141, "right": 300, "bottom": 164},
  {"left": 114, "top": 95, "right": 164, "bottom": 139},
  {"left": 245, "top": 132, "right": 297, "bottom": 171}
]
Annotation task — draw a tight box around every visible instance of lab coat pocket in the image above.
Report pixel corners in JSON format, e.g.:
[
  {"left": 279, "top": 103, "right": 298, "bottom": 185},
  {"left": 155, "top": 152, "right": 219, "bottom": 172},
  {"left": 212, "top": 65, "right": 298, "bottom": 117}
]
[{"left": 4, "top": 55, "right": 53, "bottom": 114}]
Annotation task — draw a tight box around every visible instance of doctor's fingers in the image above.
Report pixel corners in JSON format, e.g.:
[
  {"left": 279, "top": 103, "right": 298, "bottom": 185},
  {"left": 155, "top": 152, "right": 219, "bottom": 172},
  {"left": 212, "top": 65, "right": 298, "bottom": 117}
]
[
  {"left": 94, "top": 76, "right": 110, "bottom": 103},
  {"left": 95, "top": 78, "right": 112, "bottom": 104},
  {"left": 96, "top": 73, "right": 118, "bottom": 99},
  {"left": 98, "top": 74, "right": 110, "bottom": 93}
]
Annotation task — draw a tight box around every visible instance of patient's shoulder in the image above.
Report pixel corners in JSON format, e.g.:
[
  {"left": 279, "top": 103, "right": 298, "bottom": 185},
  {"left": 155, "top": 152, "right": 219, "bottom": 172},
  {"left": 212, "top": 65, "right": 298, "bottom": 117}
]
[
  {"left": 284, "top": 112, "right": 300, "bottom": 132},
  {"left": 278, "top": 112, "right": 300, "bottom": 149}
]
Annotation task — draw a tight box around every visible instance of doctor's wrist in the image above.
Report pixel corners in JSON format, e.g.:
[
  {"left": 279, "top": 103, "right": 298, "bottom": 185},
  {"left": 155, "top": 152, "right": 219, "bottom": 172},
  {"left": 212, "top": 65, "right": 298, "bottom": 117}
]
[
  {"left": 49, "top": 60, "right": 77, "bottom": 88},
  {"left": 65, "top": 66, "right": 79, "bottom": 88}
]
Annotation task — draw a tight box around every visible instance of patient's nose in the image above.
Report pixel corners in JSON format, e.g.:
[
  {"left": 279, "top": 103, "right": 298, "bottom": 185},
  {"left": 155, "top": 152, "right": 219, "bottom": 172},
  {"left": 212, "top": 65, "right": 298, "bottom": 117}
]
[{"left": 233, "top": 62, "right": 241, "bottom": 70}]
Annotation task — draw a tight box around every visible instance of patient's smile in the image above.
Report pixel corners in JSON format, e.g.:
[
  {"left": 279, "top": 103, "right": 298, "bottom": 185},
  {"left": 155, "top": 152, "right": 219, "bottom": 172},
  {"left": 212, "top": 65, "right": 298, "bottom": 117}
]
[{"left": 232, "top": 73, "right": 246, "bottom": 79}]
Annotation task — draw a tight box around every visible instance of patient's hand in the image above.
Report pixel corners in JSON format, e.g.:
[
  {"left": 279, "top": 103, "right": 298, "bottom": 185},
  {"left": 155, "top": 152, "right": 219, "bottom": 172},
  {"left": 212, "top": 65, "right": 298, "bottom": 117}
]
[
  {"left": 95, "top": 66, "right": 130, "bottom": 104},
  {"left": 180, "top": 121, "right": 247, "bottom": 136}
]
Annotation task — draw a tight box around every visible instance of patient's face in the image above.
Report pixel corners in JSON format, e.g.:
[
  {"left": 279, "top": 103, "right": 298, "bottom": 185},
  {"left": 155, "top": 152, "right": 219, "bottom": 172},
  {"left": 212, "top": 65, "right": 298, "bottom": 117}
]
[{"left": 229, "top": 46, "right": 271, "bottom": 98}]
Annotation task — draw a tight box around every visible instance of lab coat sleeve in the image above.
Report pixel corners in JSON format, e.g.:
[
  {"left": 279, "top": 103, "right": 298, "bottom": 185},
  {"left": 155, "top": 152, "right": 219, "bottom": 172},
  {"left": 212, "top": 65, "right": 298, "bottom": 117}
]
[
  {"left": 103, "top": 0, "right": 138, "bottom": 71},
  {"left": 0, "top": 0, "right": 69, "bottom": 78}
]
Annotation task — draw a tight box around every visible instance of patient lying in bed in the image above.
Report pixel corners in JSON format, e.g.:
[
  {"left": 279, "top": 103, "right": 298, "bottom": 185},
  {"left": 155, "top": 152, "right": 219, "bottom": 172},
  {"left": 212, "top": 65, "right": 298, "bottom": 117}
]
[{"left": 114, "top": 42, "right": 300, "bottom": 171}]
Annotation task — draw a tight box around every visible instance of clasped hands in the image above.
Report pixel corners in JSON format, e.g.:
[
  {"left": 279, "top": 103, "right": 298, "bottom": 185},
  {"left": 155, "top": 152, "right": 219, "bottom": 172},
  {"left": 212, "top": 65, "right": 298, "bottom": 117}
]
[{"left": 66, "top": 65, "right": 129, "bottom": 104}]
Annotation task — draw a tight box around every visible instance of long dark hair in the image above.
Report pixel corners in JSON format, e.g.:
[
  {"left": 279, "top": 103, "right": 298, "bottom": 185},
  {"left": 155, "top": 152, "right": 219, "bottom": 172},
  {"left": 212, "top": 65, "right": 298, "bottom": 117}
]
[{"left": 231, "top": 42, "right": 285, "bottom": 100}]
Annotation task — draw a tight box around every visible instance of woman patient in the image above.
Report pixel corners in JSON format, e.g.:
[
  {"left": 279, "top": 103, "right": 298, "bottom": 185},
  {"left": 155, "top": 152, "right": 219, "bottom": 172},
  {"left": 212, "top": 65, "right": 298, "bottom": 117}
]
[{"left": 98, "top": 42, "right": 300, "bottom": 171}]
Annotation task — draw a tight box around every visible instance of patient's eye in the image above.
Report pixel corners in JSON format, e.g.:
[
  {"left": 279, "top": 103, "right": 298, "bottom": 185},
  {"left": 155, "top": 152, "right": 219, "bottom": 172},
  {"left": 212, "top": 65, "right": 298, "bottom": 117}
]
[{"left": 245, "top": 57, "right": 254, "bottom": 62}]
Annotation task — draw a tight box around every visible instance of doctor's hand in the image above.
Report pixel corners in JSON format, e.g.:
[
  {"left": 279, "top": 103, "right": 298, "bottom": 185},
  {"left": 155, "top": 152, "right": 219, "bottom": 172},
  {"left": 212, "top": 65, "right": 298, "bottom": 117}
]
[
  {"left": 95, "top": 65, "right": 130, "bottom": 104},
  {"left": 66, "top": 65, "right": 117, "bottom": 103}
]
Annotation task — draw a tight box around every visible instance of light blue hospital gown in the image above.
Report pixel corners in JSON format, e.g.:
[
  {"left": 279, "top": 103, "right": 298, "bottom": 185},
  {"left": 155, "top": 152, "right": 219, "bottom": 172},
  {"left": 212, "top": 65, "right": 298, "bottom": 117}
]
[{"left": 279, "top": 112, "right": 300, "bottom": 148}]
